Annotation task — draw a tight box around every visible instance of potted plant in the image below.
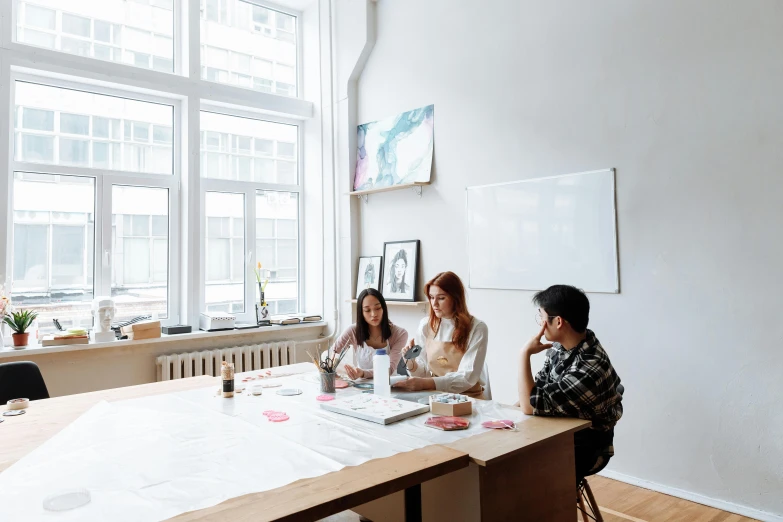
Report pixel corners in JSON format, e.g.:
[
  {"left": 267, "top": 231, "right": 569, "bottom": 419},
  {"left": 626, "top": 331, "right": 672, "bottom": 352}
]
[{"left": 4, "top": 310, "right": 39, "bottom": 348}]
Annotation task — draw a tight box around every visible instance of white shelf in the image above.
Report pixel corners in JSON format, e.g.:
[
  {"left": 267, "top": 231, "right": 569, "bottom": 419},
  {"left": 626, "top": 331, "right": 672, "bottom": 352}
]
[{"left": 347, "top": 181, "right": 430, "bottom": 202}]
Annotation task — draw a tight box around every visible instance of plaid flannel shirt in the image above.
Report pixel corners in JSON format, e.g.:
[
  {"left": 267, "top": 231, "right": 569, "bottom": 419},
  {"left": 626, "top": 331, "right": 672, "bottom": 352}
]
[{"left": 530, "top": 330, "right": 623, "bottom": 431}]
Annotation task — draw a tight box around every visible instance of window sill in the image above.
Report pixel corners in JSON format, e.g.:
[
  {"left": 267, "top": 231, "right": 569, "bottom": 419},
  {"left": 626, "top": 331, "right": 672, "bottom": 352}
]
[{"left": 0, "top": 322, "right": 327, "bottom": 359}]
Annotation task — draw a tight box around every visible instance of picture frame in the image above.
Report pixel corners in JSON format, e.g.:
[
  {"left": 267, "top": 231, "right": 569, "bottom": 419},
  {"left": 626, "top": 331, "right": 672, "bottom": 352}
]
[
  {"left": 356, "top": 256, "right": 383, "bottom": 298},
  {"left": 382, "top": 240, "right": 420, "bottom": 302}
]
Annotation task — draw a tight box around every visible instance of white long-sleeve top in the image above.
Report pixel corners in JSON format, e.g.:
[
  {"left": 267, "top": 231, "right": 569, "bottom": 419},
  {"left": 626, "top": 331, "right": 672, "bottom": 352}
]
[{"left": 409, "top": 316, "right": 489, "bottom": 394}]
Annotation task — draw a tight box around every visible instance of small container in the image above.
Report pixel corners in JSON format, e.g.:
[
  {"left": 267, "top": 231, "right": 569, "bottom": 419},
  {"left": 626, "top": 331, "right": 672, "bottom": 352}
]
[
  {"left": 7, "top": 398, "right": 29, "bottom": 410},
  {"left": 429, "top": 393, "right": 473, "bottom": 417},
  {"left": 320, "top": 372, "right": 336, "bottom": 394},
  {"left": 221, "top": 361, "right": 235, "bottom": 398}
]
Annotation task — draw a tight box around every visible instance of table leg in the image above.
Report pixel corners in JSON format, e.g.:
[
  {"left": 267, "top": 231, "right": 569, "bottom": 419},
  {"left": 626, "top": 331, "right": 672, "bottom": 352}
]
[{"left": 404, "top": 484, "right": 422, "bottom": 522}]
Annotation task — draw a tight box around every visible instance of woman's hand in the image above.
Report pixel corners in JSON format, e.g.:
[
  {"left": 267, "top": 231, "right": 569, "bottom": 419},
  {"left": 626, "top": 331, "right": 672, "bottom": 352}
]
[
  {"left": 392, "top": 376, "right": 428, "bottom": 391},
  {"left": 400, "top": 338, "right": 416, "bottom": 358},
  {"left": 344, "top": 364, "right": 365, "bottom": 380}
]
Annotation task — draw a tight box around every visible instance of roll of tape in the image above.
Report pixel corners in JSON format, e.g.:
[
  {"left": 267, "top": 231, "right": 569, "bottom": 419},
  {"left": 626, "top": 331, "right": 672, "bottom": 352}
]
[{"left": 7, "top": 398, "right": 29, "bottom": 410}]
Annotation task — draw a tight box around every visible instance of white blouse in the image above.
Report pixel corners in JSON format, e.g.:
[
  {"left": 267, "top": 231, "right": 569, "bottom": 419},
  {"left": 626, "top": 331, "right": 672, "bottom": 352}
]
[
  {"left": 353, "top": 341, "right": 389, "bottom": 372},
  {"left": 409, "top": 316, "right": 490, "bottom": 395}
]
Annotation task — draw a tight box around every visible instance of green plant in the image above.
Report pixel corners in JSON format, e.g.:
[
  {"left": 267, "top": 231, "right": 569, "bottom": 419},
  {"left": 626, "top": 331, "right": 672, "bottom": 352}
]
[{"left": 3, "top": 309, "right": 38, "bottom": 334}]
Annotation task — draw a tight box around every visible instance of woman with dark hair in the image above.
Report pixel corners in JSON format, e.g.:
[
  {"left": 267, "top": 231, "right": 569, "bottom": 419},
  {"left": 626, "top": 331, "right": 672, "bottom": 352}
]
[
  {"left": 392, "top": 271, "right": 490, "bottom": 398},
  {"left": 333, "top": 288, "right": 408, "bottom": 380}
]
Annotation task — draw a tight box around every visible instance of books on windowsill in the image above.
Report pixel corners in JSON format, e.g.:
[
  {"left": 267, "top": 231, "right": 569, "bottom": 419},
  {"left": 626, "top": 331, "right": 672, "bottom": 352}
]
[
  {"left": 270, "top": 314, "right": 323, "bottom": 326},
  {"left": 41, "top": 335, "right": 90, "bottom": 347}
]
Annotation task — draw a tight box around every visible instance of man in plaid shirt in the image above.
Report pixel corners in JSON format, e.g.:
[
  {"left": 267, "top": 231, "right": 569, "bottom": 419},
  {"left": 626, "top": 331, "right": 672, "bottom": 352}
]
[{"left": 518, "top": 285, "right": 623, "bottom": 483}]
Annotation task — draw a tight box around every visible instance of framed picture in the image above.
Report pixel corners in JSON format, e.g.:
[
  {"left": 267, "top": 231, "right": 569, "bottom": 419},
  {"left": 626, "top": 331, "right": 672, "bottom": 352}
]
[
  {"left": 356, "top": 256, "right": 383, "bottom": 298},
  {"left": 382, "top": 240, "right": 420, "bottom": 302}
]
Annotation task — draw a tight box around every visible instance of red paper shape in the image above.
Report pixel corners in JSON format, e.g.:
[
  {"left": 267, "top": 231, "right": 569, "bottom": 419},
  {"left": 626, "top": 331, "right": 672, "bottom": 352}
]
[
  {"left": 481, "top": 420, "right": 516, "bottom": 430},
  {"left": 425, "top": 416, "right": 470, "bottom": 431}
]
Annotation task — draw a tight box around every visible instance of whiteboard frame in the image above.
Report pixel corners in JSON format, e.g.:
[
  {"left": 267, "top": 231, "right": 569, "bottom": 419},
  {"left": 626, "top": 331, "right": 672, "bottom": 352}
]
[{"left": 465, "top": 168, "right": 620, "bottom": 294}]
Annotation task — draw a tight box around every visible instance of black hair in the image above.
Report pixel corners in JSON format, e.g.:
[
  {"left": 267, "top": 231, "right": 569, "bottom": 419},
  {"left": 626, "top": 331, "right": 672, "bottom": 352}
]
[
  {"left": 532, "top": 285, "right": 590, "bottom": 333},
  {"left": 356, "top": 288, "right": 392, "bottom": 346}
]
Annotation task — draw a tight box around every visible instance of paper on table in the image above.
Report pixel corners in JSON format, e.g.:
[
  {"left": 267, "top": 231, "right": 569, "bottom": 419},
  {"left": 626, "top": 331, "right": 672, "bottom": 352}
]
[{"left": 0, "top": 371, "right": 529, "bottom": 521}]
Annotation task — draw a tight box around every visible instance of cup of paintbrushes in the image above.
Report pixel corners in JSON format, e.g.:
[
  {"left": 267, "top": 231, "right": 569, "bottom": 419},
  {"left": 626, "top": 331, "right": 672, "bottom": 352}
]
[{"left": 319, "top": 371, "right": 336, "bottom": 393}]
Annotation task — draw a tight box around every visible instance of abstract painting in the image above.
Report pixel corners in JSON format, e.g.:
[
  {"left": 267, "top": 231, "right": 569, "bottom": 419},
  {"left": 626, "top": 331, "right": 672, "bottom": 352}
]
[{"left": 353, "top": 104, "right": 434, "bottom": 191}]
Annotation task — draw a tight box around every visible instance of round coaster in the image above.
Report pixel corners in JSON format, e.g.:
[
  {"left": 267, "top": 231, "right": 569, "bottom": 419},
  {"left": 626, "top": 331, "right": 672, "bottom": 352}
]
[
  {"left": 334, "top": 379, "right": 349, "bottom": 389},
  {"left": 353, "top": 383, "right": 373, "bottom": 390},
  {"left": 268, "top": 414, "right": 289, "bottom": 422},
  {"left": 3, "top": 410, "right": 26, "bottom": 417},
  {"left": 263, "top": 410, "right": 282, "bottom": 416},
  {"left": 276, "top": 388, "right": 302, "bottom": 396},
  {"left": 260, "top": 383, "right": 282, "bottom": 388},
  {"left": 316, "top": 395, "right": 334, "bottom": 402},
  {"left": 482, "top": 420, "right": 516, "bottom": 430},
  {"left": 251, "top": 386, "right": 263, "bottom": 396},
  {"left": 43, "top": 489, "right": 91, "bottom": 512}
]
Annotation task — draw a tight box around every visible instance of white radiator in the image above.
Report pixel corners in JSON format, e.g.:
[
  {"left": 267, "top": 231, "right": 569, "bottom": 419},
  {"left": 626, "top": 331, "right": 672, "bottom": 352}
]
[{"left": 156, "top": 341, "right": 307, "bottom": 382}]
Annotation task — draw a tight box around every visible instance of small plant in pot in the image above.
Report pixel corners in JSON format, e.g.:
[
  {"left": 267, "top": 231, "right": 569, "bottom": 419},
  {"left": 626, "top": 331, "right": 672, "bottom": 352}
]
[{"left": 3, "top": 310, "right": 38, "bottom": 348}]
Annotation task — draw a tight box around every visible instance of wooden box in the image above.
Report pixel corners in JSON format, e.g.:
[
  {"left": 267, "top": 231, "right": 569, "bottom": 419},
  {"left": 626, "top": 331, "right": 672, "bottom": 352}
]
[
  {"left": 120, "top": 320, "right": 161, "bottom": 341},
  {"left": 429, "top": 394, "right": 473, "bottom": 417}
]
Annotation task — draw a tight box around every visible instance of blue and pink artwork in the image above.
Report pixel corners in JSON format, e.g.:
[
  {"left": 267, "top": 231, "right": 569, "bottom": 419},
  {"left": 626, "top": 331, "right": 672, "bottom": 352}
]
[{"left": 353, "top": 104, "right": 434, "bottom": 191}]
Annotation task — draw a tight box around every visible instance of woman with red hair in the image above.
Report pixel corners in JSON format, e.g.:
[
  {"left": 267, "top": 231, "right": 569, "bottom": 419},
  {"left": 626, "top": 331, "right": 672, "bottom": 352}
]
[{"left": 392, "top": 271, "right": 490, "bottom": 398}]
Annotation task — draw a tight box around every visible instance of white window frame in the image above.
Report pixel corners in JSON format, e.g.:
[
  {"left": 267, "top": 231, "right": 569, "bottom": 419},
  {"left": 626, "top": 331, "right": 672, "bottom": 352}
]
[
  {"left": 200, "top": 104, "right": 303, "bottom": 323},
  {"left": 8, "top": 71, "right": 181, "bottom": 325},
  {"left": 0, "top": 0, "right": 313, "bottom": 331}
]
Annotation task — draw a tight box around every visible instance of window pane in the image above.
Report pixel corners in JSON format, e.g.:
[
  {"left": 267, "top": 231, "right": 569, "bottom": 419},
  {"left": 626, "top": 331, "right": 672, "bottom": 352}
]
[
  {"left": 93, "top": 142, "right": 109, "bottom": 168},
  {"left": 277, "top": 160, "right": 296, "bottom": 184},
  {"left": 22, "top": 108, "right": 54, "bottom": 131},
  {"left": 112, "top": 185, "right": 169, "bottom": 322},
  {"left": 19, "top": 134, "right": 54, "bottom": 163},
  {"left": 201, "top": 112, "right": 297, "bottom": 184},
  {"left": 201, "top": 1, "right": 297, "bottom": 96},
  {"left": 153, "top": 125, "right": 172, "bottom": 144},
  {"left": 62, "top": 14, "right": 90, "bottom": 37},
  {"left": 15, "top": 82, "right": 174, "bottom": 175},
  {"left": 61, "top": 113, "right": 90, "bottom": 135},
  {"left": 93, "top": 116, "right": 109, "bottom": 138},
  {"left": 25, "top": 4, "right": 55, "bottom": 30},
  {"left": 257, "top": 218, "right": 274, "bottom": 237},
  {"left": 16, "top": 0, "right": 174, "bottom": 72},
  {"left": 60, "top": 138, "right": 89, "bottom": 166},
  {"left": 256, "top": 191, "right": 298, "bottom": 312},
  {"left": 205, "top": 192, "right": 245, "bottom": 313},
  {"left": 11, "top": 173, "right": 95, "bottom": 333},
  {"left": 277, "top": 141, "right": 295, "bottom": 158}
]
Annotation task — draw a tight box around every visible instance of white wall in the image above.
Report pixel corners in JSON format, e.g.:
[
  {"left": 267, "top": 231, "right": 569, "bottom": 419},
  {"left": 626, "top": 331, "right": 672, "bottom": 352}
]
[{"left": 342, "top": 0, "right": 783, "bottom": 518}]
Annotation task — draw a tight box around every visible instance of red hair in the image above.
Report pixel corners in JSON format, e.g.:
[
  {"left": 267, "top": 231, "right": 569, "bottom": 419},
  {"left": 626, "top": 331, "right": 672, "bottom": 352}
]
[{"left": 425, "top": 271, "right": 473, "bottom": 353}]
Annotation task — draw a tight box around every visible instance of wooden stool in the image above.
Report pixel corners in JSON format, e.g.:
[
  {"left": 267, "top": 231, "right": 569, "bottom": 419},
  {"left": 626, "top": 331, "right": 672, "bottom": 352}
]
[{"left": 577, "top": 477, "right": 603, "bottom": 522}]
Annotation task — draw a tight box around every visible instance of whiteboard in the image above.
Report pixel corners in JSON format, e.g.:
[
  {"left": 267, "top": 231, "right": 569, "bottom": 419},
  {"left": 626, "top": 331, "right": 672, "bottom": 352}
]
[{"left": 466, "top": 169, "right": 619, "bottom": 293}]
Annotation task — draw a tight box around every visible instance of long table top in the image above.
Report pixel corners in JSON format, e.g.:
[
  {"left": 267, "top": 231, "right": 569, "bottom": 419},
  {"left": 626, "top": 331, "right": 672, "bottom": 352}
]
[{"left": 0, "top": 363, "right": 588, "bottom": 520}]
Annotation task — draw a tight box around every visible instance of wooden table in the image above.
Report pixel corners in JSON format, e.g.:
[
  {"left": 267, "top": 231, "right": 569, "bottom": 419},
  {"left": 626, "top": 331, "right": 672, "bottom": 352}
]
[{"left": 0, "top": 371, "right": 589, "bottom": 521}]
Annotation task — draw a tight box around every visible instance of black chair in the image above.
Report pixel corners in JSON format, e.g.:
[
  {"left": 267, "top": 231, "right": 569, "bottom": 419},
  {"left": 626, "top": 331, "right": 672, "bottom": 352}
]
[
  {"left": 0, "top": 361, "right": 50, "bottom": 404},
  {"left": 577, "top": 383, "right": 623, "bottom": 522}
]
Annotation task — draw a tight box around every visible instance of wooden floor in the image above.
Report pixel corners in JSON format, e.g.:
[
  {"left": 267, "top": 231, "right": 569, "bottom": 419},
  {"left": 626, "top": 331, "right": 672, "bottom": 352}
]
[{"left": 320, "top": 476, "right": 758, "bottom": 522}]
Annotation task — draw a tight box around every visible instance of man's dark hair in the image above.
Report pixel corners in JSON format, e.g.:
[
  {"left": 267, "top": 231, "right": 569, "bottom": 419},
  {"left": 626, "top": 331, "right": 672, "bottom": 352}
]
[{"left": 532, "top": 285, "right": 590, "bottom": 333}]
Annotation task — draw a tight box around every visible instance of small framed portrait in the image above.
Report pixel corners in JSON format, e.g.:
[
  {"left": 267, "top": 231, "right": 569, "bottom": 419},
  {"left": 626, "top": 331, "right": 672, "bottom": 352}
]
[
  {"left": 356, "top": 256, "right": 383, "bottom": 298},
  {"left": 382, "top": 240, "right": 420, "bottom": 302}
]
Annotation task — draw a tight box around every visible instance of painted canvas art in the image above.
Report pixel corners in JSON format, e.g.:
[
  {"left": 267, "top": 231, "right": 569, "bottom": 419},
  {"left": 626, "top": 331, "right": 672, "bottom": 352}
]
[{"left": 353, "top": 104, "right": 434, "bottom": 191}]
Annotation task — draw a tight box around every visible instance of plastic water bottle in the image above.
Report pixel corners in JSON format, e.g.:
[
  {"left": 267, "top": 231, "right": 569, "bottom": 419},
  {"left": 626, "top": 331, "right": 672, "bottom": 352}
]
[{"left": 373, "top": 349, "right": 391, "bottom": 397}]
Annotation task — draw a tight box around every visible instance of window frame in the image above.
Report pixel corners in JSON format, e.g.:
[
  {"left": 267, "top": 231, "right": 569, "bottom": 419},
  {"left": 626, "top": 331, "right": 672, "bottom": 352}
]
[
  {"left": 200, "top": 104, "right": 303, "bottom": 322},
  {"left": 8, "top": 72, "right": 181, "bottom": 326},
  {"left": 0, "top": 0, "right": 311, "bottom": 332}
]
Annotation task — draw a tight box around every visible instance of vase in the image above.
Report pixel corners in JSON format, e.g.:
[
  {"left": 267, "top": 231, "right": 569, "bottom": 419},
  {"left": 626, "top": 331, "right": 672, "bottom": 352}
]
[
  {"left": 257, "top": 284, "right": 269, "bottom": 322},
  {"left": 12, "top": 332, "right": 29, "bottom": 348}
]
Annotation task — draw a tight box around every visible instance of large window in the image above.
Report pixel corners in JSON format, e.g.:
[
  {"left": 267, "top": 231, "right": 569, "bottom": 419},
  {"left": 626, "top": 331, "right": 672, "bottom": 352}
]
[
  {"left": 16, "top": 1, "right": 174, "bottom": 73},
  {"left": 112, "top": 186, "right": 169, "bottom": 322},
  {"left": 11, "top": 173, "right": 96, "bottom": 331},
  {"left": 200, "top": 0, "right": 297, "bottom": 96},
  {"left": 205, "top": 192, "right": 245, "bottom": 313},
  {"left": 256, "top": 191, "right": 299, "bottom": 314},
  {"left": 15, "top": 82, "right": 174, "bottom": 175},
  {"left": 2, "top": 0, "right": 308, "bottom": 335}
]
